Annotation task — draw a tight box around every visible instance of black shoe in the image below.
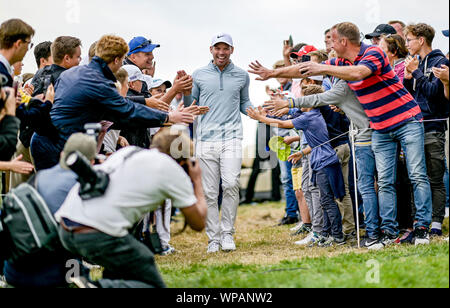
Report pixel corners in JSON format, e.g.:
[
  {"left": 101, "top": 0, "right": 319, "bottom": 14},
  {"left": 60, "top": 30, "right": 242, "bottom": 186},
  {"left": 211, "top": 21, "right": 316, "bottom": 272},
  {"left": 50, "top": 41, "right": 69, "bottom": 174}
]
[
  {"left": 278, "top": 216, "right": 299, "bottom": 226},
  {"left": 413, "top": 227, "right": 430, "bottom": 246}
]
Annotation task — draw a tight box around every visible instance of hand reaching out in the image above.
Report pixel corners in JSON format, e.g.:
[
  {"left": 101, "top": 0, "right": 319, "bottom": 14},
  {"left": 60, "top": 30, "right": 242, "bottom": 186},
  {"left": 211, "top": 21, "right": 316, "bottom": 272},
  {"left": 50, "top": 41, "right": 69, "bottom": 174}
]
[{"left": 248, "top": 61, "right": 274, "bottom": 81}]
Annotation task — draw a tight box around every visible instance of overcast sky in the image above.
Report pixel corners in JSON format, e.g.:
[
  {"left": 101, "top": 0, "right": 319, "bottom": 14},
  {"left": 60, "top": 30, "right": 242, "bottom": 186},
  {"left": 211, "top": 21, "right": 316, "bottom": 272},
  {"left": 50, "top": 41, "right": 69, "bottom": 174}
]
[{"left": 1, "top": 0, "right": 449, "bottom": 147}]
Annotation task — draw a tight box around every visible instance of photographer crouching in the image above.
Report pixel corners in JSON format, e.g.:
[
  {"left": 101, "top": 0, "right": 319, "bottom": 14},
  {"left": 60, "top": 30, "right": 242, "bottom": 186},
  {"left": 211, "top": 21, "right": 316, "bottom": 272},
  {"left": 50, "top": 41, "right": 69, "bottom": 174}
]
[{"left": 54, "top": 127, "right": 207, "bottom": 288}]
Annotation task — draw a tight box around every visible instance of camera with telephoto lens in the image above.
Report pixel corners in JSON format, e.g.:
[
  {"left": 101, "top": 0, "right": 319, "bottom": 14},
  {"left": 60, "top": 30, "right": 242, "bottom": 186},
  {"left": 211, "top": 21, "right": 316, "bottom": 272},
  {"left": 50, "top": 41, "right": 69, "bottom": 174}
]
[
  {"left": 65, "top": 151, "right": 110, "bottom": 201},
  {"left": 84, "top": 123, "right": 102, "bottom": 141}
]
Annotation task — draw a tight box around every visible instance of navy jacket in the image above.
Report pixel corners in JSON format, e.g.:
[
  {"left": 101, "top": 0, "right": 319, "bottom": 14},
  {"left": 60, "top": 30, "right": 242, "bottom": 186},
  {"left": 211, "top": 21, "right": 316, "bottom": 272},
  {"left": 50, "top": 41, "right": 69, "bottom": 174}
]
[
  {"left": 404, "top": 50, "right": 450, "bottom": 133},
  {"left": 50, "top": 56, "right": 168, "bottom": 140}
]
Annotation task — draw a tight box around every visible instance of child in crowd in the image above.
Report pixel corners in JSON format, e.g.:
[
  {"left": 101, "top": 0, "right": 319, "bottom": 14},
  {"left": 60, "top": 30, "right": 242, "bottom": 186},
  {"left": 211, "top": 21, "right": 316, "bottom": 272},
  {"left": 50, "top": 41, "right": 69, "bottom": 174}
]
[{"left": 247, "top": 85, "right": 346, "bottom": 247}]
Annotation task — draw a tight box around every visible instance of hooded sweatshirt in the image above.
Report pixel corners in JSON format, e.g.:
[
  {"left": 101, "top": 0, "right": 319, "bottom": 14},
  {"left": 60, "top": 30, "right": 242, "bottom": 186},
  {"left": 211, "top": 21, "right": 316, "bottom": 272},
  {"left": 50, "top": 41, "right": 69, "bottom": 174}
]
[{"left": 404, "top": 49, "right": 450, "bottom": 133}]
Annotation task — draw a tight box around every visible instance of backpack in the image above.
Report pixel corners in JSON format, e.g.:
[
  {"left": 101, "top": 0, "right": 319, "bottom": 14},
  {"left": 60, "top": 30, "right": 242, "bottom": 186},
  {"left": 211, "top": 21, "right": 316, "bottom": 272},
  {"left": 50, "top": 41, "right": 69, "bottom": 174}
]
[{"left": 0, "top": 176, "right": 60, "bottom": 262}]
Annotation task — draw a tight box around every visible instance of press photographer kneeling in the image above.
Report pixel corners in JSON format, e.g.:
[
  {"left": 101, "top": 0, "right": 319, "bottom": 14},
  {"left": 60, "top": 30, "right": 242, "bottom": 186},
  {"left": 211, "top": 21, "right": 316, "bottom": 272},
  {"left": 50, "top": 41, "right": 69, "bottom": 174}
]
[{"left": 55, "top": 127, "right": 207, "bottom": 288}]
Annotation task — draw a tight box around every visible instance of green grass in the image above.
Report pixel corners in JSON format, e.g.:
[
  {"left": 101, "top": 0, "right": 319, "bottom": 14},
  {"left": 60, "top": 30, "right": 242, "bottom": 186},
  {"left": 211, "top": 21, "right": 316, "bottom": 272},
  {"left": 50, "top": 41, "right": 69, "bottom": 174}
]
[
  {"left": 159, "top": 243, "right": 449, "bottom": 288},
  {"left": 156, "top": 202, "right": 449, "bottom": 288}
]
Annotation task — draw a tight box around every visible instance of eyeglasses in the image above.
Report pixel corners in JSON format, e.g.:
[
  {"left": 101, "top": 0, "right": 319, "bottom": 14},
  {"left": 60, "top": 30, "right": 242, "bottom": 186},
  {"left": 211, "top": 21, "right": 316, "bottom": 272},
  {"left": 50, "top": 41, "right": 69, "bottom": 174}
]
[
  {"left": 23, "top": 39, "right": 34, "bottom": 50},
  {"left": 129, "top": 39, "right": 153, "bottom": 53}
]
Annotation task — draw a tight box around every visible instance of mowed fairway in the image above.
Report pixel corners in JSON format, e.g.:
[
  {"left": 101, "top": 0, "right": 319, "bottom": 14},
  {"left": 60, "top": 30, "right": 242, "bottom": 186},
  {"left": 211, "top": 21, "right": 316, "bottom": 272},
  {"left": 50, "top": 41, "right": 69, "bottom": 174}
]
[{"left": 156, "top": 202, "right": 449, "bottom": 288}]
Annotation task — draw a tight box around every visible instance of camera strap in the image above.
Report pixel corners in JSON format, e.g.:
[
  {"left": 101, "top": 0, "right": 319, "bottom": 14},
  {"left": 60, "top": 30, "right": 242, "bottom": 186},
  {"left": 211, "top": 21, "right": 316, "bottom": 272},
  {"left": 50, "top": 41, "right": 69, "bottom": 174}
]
[{"left": 102, "top": 147, "right": 145, "bottom": 176}]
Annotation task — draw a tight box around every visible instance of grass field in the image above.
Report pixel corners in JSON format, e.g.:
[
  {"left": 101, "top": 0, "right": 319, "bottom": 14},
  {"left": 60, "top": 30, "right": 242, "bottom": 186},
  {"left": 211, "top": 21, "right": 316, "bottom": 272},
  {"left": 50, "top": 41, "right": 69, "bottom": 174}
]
[{"left": 156, "top": 202, "right": 449, "bottom": 288}]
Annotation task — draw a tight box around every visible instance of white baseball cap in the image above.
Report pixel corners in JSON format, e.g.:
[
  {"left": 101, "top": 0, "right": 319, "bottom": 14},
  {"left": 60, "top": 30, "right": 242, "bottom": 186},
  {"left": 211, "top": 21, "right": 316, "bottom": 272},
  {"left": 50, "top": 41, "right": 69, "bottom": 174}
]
[
  {"left": 122, "top": 65, "right": 146, "bottom": 82},
  {"left": 211, "top": 33, "right": 233, "bottom": 47},
  {"left": 149, "top": 79, "right": 172, "bottom": 90}
]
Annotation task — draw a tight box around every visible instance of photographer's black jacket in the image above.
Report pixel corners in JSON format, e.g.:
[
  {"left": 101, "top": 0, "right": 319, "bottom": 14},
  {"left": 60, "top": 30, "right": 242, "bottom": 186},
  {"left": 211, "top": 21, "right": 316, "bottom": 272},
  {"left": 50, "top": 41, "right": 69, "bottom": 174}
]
[{"left": 0, "top": 115, "right": 20, "bottom": 161}]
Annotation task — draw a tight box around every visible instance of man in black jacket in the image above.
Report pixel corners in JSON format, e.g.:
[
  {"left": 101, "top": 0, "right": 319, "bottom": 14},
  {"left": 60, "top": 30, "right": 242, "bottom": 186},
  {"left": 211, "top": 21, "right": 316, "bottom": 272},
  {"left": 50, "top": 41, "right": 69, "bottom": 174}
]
[{"left": 31, "top": 36, "right": 82, "bottom": 96}]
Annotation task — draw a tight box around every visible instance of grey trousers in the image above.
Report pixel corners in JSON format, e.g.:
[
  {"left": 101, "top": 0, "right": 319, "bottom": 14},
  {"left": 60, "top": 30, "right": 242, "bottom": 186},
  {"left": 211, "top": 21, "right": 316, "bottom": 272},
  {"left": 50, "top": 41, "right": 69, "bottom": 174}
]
[
  {"left": 335, "top": 143, "right": 356, "bottom": 234},
  {"left": 155, "top": 200, "right": 172, "bottom": 248},
  {"left": 59, "top": 227, "right": 166, "bottom": 288},
  {"left": 196, "top": 139, "right": 242, "bottom": 243},
  {"left": 302, "top": 155, "right": 323, "bottom": 233}
]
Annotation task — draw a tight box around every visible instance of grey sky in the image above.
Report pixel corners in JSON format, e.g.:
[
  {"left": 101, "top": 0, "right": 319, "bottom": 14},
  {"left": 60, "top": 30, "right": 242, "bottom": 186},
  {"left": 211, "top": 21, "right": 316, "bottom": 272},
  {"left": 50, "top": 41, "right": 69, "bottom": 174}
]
[{"left": 1, "top": 0, "right": 449, "bottom": 147}]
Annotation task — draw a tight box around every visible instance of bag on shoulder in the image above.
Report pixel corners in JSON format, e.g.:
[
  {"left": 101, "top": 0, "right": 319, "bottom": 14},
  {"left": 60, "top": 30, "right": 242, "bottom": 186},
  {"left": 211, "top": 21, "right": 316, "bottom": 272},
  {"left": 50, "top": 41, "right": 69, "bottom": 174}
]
[{"left": 0, "top": 176, "right": 59, "bottom": 262}]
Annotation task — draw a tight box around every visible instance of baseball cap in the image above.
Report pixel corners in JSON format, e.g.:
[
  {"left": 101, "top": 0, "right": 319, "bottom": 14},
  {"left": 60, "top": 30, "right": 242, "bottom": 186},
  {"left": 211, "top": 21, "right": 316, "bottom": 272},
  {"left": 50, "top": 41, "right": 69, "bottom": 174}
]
[
  {"left": 365, "top": 24, "right": 397, "bottom": 39},
  {"left": 122, "top": 65, "right": 146, "bottom": 82},
  {"left": 290, "top": 45, "right": 318, "bottom": 59},
  {"left": 211, "top": 33, "right": 234, "bottom": 47},
  {"left": 60, "top": 133, "right": 97, "bottom": 170},
  {"left": 443, "top": 30, "right": 449, "bottom": 37},
  {"left": 149, "top": 79, "right": 172, "bottom": 90},
  {"left": 128, "top": 36, "right": 160, "bottom": 56}
]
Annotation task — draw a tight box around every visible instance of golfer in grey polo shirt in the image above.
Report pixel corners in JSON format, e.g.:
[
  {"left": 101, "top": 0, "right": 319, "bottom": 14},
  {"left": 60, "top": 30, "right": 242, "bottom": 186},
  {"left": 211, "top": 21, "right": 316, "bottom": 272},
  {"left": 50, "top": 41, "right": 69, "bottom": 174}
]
[{"left": 184, "top": 33, "right": 254, "bottom": 253}]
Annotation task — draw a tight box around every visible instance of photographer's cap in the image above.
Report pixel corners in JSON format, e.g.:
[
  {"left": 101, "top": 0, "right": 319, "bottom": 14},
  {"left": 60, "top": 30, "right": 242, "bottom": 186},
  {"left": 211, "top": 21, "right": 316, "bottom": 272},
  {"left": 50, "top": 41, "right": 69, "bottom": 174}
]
[
  {"left": 122, "top": 65, "right": 146, "bottom": 83},
  {"left": 60, "top": 133, "right": 97, "bottom": 170},
  {"left": 211, "top": 33, "right": 233, "bottom": 47}
]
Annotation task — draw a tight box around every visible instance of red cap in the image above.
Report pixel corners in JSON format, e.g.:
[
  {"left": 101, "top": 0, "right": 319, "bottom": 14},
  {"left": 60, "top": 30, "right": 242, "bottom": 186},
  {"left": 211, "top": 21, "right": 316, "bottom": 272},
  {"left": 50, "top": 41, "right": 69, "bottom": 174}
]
[{"left": 290, "top": 45, "right": 317, "bottom": 59}]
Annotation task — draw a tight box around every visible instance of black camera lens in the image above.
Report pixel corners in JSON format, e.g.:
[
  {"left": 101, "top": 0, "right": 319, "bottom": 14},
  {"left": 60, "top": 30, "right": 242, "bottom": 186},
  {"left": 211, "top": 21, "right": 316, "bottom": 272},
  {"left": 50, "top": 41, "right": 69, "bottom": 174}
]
[{"left": 66, "top": 151, "right": 98, "bottom": 186}]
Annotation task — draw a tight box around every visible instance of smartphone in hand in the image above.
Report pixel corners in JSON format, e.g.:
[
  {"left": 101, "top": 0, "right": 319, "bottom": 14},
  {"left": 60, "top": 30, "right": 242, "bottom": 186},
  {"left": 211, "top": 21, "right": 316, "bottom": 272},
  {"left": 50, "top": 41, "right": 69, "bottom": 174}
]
[{"left": 289, "top": 35, "right": 294, "bottom": 47}]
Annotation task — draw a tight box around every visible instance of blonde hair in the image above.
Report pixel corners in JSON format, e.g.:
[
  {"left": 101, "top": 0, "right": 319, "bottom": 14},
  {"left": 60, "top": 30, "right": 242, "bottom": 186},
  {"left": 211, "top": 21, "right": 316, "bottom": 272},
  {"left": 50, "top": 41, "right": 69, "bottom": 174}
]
[
  {"left": 114, "top": 67, "right": 128, "bottom": 85},
  {"left": 151, "top": 127, "right": 194, "bottom": 161},
  {"left": 328, "top": 50, "right": 338, "bottom": 58},
  {"left": 95, "top": 35, "right": 129, "bottom": 64},
  {"left": 308, "top": 50, "right": 329, "bottom": 63},
  {"left": 303, "top": 84, "right": 324, "bottom": 96},
  {"left": 273, "top": 60, "right": 285, "bottom": 69}
]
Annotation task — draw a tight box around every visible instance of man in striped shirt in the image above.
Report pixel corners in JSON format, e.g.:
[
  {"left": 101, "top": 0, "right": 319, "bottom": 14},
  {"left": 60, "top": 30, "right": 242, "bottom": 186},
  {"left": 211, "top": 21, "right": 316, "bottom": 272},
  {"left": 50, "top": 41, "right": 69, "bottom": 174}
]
[{"left": 248, "top": 22, "right": 432, "bottom": 247}]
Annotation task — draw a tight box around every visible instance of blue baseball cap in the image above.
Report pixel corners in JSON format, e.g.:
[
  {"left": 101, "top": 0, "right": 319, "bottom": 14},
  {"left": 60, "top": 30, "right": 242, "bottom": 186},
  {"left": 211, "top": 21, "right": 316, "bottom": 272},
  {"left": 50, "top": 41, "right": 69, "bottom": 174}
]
[
  {"left": 128, "top": 36, "right": 160, "bottom": 56},
  {"left": 443, "top": 30, "right": 449, "bottom": 37}
]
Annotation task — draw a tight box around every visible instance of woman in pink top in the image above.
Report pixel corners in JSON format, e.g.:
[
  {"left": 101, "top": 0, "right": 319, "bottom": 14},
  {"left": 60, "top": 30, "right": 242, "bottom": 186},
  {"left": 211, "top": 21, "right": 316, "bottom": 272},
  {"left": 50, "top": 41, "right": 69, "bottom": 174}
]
[{"left": 379, "top": 34, "right": 409, "bottom": 82}]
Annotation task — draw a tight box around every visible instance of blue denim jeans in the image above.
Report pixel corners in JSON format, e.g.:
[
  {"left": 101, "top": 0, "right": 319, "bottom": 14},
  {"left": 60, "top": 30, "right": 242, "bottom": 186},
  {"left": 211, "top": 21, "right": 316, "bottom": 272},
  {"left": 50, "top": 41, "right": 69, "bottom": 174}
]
[
  {"left": 355, "top": 144, "right": 380, "bottom": 239},
  {"left": 372, "top": 122, "right": 432, "bottom": 236},
  {"left": 279, "top": 159, "right": 299, "bottom": 218},
  {"left": 316, "top": 168, "right": 343, "bottom": 238}
]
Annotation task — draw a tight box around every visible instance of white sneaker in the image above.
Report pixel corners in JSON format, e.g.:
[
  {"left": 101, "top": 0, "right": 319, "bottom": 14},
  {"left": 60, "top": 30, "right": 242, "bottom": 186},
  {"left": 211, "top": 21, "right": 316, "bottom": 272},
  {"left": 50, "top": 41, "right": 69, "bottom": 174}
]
[
  {"left": 207, "top": 241, "right": 221, "bottom": 254},
  {"left": 0, "top": 276, "right": 8, "bottom": 288},
  {"left": 295, "top": 232, "right": 314, "bottom": 246},
  {"left": 221, "top": 235, "right": 236, "bottom": 252},
  {"left": 160, "top": 245, "right": 177, "bottom": 256},
  {"left": 291, "top": 222, "right": 304, "bottom": 232}
]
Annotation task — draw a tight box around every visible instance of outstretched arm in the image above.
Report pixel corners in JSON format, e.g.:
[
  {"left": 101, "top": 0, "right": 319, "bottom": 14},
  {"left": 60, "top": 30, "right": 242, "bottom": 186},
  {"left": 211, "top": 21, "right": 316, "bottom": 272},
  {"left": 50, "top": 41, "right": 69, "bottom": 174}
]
[
  {"left": 246, "top": 106, "right": 294, "bottom": 129},
  {"left": 248, "top": 61, "right": 304, "bottom": 81}
]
